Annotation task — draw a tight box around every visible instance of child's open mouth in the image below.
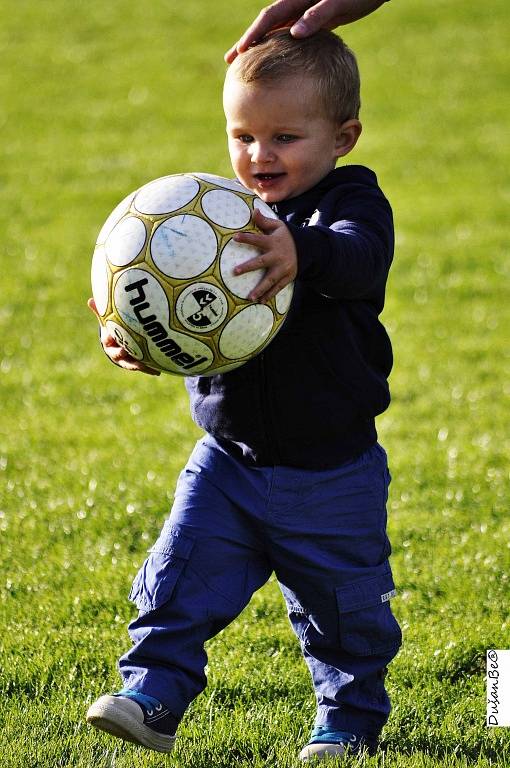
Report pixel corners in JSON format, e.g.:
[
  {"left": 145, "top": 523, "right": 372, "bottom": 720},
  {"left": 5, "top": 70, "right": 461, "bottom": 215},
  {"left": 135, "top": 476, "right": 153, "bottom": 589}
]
[{"left": 253, "top": 172, "right": 286, "bottom": 184}]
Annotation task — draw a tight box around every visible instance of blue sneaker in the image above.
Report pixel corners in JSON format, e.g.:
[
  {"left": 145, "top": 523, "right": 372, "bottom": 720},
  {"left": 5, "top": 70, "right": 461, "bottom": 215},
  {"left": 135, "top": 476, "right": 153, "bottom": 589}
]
[
  {"left": 86, "top": 688, "right": 177, "bottom": 753},
  {"left": 299, "top": 727, "right": 375, "bottom": 761}
]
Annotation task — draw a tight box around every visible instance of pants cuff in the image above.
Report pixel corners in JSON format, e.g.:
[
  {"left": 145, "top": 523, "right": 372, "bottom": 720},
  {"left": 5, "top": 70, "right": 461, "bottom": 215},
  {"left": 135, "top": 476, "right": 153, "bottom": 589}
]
[{"left": 314, "top": 707, "right": 384, "bottom": 743}]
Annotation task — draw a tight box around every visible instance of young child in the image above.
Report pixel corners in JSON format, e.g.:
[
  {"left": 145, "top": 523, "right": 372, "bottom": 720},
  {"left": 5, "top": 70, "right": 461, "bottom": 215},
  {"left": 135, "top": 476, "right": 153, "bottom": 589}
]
[{"left": 87, "top": 29, "right": 402, "bottom": 762}]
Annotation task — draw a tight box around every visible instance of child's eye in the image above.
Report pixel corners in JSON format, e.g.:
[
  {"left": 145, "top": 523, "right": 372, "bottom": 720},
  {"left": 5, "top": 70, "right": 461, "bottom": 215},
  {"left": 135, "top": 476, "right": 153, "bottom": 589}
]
[
  {"left": 238, "top": 135, "right": 254, "bottom": 143},
  {"left": 277, "top": 134, "right": 297, "bottom": 143}
]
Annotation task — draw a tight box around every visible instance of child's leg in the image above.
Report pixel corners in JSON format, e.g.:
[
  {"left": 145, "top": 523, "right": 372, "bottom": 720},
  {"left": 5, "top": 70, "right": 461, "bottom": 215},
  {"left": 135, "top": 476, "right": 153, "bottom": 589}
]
[
  {"left": 269, "top": 444, "right": 401, "bottom": 747},
  {"left": 118, "top": 436, "right": 273, "bottom": 723}
]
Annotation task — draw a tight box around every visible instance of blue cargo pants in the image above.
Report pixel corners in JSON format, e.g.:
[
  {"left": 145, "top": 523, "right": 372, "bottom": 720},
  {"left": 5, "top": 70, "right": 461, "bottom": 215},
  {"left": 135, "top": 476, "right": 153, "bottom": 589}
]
[{"left": 119, "top": 434, "right": 401, "bottom": 742}]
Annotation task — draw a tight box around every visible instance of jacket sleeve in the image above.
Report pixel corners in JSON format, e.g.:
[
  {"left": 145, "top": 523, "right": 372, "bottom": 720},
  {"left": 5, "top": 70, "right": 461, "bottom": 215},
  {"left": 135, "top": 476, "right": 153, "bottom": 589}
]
[{"left": 287, "top": 185, "right": 394, "bottom": 301}]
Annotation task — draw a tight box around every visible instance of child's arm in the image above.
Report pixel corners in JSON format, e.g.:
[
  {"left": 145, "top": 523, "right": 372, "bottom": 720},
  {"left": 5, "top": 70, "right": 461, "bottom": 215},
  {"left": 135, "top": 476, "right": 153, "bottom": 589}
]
[
  {"left": 286, "top": 200, "right": 393, "bottom": 300},
  {"left": 88, "top": 299, "right": 161, "bottom": 376},
  {"left": 286, "top": 184, "right": 393, "bottom": 301},
  {"left": 232, "top": 184, "right": 392, "bottom": 304}
]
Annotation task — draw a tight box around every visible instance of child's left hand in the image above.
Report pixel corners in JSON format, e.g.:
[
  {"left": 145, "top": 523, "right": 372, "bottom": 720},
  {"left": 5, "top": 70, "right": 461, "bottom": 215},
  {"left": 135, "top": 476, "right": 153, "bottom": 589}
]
[{"left": 232, "top": 209, "right": 297, "bottom": 303}]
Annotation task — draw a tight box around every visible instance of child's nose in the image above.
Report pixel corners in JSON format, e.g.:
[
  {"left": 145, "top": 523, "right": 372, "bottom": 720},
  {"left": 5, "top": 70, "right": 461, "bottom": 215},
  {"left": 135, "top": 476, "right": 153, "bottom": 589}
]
[{"left": 250, "top": 141, "right": 274, "bottom": 164}]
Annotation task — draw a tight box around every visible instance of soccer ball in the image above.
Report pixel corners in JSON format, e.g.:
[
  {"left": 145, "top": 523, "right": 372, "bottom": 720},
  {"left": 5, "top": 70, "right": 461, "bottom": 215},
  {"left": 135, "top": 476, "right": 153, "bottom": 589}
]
[{"left": 91, "top": 173, "right": 293, "bottom": 376}]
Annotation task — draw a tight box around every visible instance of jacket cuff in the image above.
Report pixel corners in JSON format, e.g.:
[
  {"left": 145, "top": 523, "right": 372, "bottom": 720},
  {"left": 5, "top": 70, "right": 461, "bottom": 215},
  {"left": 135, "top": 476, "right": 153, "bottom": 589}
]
[{"left": 286, "top": 222, "right": 331, "bottom": 281}]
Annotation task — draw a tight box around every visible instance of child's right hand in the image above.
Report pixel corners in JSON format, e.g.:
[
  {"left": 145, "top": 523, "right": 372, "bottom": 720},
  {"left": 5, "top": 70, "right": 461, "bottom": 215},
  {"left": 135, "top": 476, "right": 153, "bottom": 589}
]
[{"left": 88, "top": 298, "right": 161, "bottom": 376}]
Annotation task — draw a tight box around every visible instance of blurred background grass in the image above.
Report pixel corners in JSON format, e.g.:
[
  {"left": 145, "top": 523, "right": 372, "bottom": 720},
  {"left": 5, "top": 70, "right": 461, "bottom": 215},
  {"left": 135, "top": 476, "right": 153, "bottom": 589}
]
[{"left": 0, "top": 0, "right": 509, "bottom": 765}]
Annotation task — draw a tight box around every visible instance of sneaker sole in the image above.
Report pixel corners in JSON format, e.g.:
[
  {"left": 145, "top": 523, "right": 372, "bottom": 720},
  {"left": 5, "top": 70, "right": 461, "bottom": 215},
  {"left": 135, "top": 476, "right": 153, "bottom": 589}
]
[
  {"left": 86, "top": 696, "right": 176, "bottom": 753},
  {"left": 299, "top": 742, "right": 348, "bottom": 760}
]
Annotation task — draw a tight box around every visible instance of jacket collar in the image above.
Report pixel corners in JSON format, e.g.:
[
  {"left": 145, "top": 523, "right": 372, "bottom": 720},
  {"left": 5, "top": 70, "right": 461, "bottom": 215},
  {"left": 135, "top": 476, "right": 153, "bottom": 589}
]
[{"left": 271, "top": 165, "right": 378, "bottom": 222}]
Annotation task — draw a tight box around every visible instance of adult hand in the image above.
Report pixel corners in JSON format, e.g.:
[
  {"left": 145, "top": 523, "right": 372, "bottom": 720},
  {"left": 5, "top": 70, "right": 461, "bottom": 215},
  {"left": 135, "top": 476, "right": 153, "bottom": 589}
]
[{"left": 225, "top": 0, "right": 387, "bottom": 62}]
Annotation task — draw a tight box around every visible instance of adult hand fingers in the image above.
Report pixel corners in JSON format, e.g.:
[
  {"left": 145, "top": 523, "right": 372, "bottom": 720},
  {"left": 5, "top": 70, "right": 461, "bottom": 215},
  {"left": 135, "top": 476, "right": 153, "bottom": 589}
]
[
  {"left": 224, "top": 44, "right": 237, "bottom": 64},
  {"left": 291, "top": 0, "right": 386, "bottom": 34},
  {"left": 225, "top": 0, "right": 308, "bottom": 61},
  {"left": 224, "top": 0, "right": 387, "bottom": 61},
  {"left": 290, "top": 0, "right": 348, "bottom": 35}
]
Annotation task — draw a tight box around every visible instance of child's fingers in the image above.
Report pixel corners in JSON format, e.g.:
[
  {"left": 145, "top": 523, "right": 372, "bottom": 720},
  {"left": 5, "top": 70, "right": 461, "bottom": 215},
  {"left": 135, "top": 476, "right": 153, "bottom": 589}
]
[
  {"left": 252, "top": 207, "right": 281, "bottom": 232},
  {"left": 89, "top": 297, "right": 115, "bottom": 346},
  {"left": 116, "top": 359, "right": 158, "bottom": 374},
  {"left": 88, "top": 297, "right": 99, "bottom": 317},
  {"left": 89, "top": 297, "right": 160, "bottom": 376},
  {"left": 232, "top": 251, "right": 268, "bottom": 276},
  {"left": 108, "top": 344, "right": 131, "bottom": 362},
  {"left": 106, "top": 344, "right": 160, "bottom": 375},
  {"left": 248, "top": 262, "right": 294, "bottom": 302},
  {"left": 232, "top": 212, "right": 284, "bottom": 272},
  {"left": 121, "top": 359, "right": 160, "bottom": 375},
  {"left": 101, "top": 329, "right": 117, "bottom": 347},
  {"left": 254, "top": 275, "right": 293, "bottom": 304},
  {"left": 128, "top": 361, "right": 160, "bottom": 376},
  {"left": 232, "top": 230, "right": 268, "bottom": 253}
]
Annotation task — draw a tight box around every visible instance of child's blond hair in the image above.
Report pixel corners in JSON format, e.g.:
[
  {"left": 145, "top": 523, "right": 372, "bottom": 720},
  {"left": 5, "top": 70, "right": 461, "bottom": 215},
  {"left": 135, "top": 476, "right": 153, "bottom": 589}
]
[{"left": 228, "top": 29, "right": 360, "bottom": 124}]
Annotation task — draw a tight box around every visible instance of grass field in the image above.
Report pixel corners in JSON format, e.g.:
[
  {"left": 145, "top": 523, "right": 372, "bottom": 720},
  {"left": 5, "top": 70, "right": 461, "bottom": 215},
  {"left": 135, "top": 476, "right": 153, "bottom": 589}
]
[{"left": 1, "top": 0, "right": 509, "bottom": 766}]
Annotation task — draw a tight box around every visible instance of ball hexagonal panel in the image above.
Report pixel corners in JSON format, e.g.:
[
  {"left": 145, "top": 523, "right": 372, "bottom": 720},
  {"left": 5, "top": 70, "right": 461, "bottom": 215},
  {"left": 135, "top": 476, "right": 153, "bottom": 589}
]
[
  {"left": 276, "top": 283, "right": 294, "bottom": 315},
  {"left": 105, "top": 216, "right": 147, "bottom": 267},
  {"left": 96, "top": 192, "right": 136, "bottom": 245},
  {"left": 135, "top": 175, "right": 200, "bottom": 215},
  {"left": 91, "top": 245, "right": 110, "bottom": 317},
  {"left": 201, "top": 189, "right": 251, "bottom": 229},
  {"left": 151, "top": 214, "right": 218, "bottom": 279},
  {"left": 253, "top": 198, "right": 279, "bottom": 219},
  {"left": 193, "top": 173, "right": 251, "bottom": 194},
  {"left": 219, "top": 239, "right": 264, "bottom": 300},
  {"left": 219, "top": 305, "right": 274, "bottom": 360}
]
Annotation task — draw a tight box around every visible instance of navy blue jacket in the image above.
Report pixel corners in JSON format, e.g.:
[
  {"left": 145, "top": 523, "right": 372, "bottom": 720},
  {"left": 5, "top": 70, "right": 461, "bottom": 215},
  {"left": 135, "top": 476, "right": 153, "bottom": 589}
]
[{"left": 185, "top": 165, "right": 394, "bottom": 469}]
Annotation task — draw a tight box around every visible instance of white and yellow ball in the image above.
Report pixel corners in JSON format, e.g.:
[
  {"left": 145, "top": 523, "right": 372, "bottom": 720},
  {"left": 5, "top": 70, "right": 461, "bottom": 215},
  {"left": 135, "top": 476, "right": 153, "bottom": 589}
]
[{"left": 91, "top": 173, "right": 293, "bottom": 375}]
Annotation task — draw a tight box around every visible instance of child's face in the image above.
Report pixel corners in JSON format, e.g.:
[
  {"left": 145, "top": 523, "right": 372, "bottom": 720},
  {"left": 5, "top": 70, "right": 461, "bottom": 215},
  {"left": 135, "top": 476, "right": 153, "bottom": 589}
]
[{"left": 223, "top": 73, "right": 355, "bottom": 203}]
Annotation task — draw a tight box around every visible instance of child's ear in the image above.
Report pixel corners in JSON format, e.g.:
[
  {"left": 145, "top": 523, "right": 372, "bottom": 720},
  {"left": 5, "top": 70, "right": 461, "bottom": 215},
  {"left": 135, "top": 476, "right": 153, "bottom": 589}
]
[{"left": 334, "top": 119, "right": 362, "bottom": 158}]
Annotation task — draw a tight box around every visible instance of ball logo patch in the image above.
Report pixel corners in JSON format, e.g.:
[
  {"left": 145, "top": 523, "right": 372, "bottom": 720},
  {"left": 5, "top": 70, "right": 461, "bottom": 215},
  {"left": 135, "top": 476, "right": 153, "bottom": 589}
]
[
  {"left": 114, "top": 269, "right": 212, "bottom": 373},
  {"left": 176, "top": 283, "right": 228, "bottom": 332}
]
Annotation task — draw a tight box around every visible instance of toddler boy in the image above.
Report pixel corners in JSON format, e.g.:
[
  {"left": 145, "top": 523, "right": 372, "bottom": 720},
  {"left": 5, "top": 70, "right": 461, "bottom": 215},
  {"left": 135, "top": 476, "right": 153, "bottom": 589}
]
[{"left": 87, "top": 29, "right": 401, "bottom": 761}]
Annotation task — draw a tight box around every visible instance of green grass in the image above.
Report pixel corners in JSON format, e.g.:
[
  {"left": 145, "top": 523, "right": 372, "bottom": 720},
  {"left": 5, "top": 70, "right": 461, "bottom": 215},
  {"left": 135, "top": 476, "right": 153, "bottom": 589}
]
[{"left": 1, "top": 0, "right": 509, "bottom": 765}]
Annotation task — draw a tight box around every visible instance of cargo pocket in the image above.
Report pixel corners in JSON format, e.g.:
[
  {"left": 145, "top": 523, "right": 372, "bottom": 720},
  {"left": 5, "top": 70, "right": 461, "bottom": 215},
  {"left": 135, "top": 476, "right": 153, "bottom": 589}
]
[
  {"left": 336, "top": 570, "right": 402, "bottom": 657},
  {"left": 129, "top": 525, "right": 194, "bottom": 615}
]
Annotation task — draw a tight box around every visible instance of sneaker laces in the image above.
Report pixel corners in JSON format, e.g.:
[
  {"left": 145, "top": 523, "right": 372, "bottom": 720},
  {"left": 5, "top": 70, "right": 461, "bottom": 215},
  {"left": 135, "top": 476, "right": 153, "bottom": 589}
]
[
  {"left": 116, "top": 688, "right": 164, "bottom": 717},
  {"left": 309, "top": 727, "right": 359, "bottom": 746}
]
